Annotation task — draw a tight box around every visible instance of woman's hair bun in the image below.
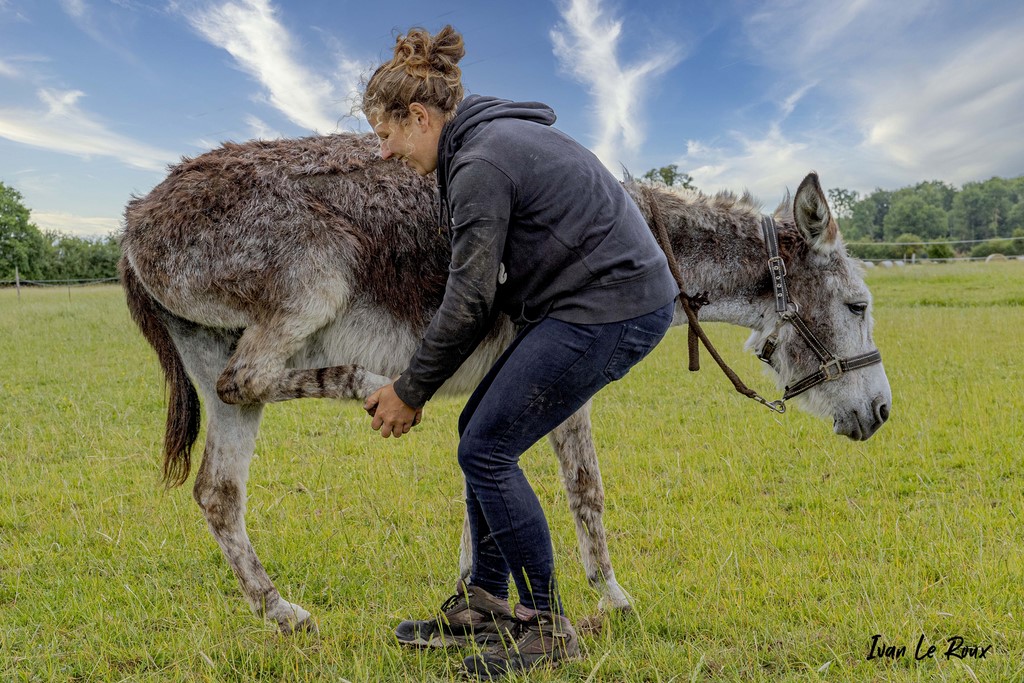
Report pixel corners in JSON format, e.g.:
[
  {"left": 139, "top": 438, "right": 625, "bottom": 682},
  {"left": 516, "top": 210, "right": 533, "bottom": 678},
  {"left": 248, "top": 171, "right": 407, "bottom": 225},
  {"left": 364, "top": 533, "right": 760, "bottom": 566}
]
[
  {"left": 362, "top": 24, "right": 465, "bottom": 121},
  {"left": 393, "top": 25, "right": 464, "bottom": 79},
  {"left": 427, "top": 25, "right": 465, "bottom": 75}
]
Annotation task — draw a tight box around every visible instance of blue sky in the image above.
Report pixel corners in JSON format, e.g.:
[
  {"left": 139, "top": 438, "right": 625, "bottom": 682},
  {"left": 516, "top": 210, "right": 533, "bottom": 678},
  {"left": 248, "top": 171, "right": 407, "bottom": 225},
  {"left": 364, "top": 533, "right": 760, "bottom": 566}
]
[{"left": 1, "top": 0, "right": 1023, "bottom": 237}]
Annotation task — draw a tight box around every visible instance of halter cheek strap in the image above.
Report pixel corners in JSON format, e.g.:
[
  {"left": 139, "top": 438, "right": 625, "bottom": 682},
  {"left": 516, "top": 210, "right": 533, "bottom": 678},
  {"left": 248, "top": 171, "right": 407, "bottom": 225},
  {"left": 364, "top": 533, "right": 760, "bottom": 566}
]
[
  {"left": 642, "top": 185, "right": 786, "bottom": 412},
  {"left": 757, "top": 216, "right": 883, "bottom": 401}
]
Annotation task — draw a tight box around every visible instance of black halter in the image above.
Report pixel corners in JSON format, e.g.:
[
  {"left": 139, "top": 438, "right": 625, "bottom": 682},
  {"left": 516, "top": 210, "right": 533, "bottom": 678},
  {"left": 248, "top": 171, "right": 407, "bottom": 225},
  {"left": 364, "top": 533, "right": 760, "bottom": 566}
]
[{"left": 756, "top": 216, "right": 883, "bottom": 402}]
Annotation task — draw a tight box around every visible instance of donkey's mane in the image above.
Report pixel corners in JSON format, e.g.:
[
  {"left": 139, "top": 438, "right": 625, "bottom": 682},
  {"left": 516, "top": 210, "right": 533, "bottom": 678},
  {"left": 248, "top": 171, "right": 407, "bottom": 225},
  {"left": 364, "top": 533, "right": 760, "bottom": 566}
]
[
  {"left": 628, "top": 181, "right": 809, "bottom": 265},
  {"left": 667, "top": 184, "right": 764, "bottom": 219},
  {"left": 631, "top": 181, "right": 766, "bottom": 226},
  {"left": 664, "top": 183, "right": 802, "bottom": 230}
]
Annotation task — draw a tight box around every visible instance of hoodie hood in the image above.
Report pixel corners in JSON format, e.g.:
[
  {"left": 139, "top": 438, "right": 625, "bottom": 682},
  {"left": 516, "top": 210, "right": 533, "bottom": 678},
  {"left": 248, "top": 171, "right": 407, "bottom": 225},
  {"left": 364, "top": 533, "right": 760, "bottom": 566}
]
[
  {"left": 439, "top": 95, "right": 556, "bottom": 163},
  {"left": 436, "top": 96, "right": 556, "bottom": 226}
]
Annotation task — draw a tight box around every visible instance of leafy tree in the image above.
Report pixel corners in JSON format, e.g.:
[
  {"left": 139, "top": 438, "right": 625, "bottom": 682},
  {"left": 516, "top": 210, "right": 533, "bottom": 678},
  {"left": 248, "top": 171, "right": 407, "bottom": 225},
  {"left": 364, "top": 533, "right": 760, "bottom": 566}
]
[
  {"left": 950, "top": 178, "right": 1014, "bottom": 241},
  {"left": 1, "top": 180, "right": 122, "bottom": 281},
  {"left": 883, "top": 193, "right": 948, "bottom": 241},
  {"left": 913, "top": 180, "right": 956, "bottom": 212},
  {"left": 827, "top": 187, "right": 859, "bottom": 224},
  {"left": 926, "top": 242, "right": 956, "bottom": 260},
  {"left": 39, "top": 232, "right": 121, "bottom": 280},
  {"left": 969, "top": 228, "right": 1024, "bottom": 258},
  {"left": 846, "top": 241, "right": 904, "bottom": 261},
  {"left": 1006, "top": 200, "right": 1024, "bottom": 233},
  {"left": 1, "top": 181, "right": 49, "bottom": 280},
  {"left": 847, "top": 189, "right": 891, "bottom": 241},
  {"left": 642, "top": 164, "right": 696, "bottom": 190},
  {"left": 845, "top": 173, "right": 1024, "bottom": 253},
  {"left": 894, "top": 233, "right": 925, "bottom": 259}
]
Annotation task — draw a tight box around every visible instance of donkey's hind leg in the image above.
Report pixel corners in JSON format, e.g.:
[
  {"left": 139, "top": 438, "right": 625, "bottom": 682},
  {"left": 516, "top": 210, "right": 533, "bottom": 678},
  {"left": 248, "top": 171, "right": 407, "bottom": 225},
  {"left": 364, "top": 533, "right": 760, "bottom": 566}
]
[
  {"left": 548, "top": 401, "right": 632, "bottom": 613},
  {"left": 192, "top": 399, "right": 315, "bottom": 633},
  {"left": 172, "top": 322, "right": 318, "bottom": 633}
]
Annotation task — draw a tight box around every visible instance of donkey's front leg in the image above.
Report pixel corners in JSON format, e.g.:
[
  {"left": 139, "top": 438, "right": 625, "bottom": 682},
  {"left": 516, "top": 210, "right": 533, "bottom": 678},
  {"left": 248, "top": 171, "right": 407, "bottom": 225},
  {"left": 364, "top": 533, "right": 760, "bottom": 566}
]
[
  {"left": 548, "top": 401, "right": 632, "bottom": 612},
  {"left": 193, "top": 400, "right": 315, "bottom": 633},
  {"left": 215, "top": 323, "right": 390, "bottom": 406}
]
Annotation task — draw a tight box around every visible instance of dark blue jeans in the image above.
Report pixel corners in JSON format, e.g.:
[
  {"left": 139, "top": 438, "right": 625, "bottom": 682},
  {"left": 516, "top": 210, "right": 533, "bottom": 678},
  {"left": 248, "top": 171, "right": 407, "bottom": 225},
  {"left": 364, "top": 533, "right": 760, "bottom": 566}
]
[{"left": 457, "top": 301, "right": 674, "bottom": 614}]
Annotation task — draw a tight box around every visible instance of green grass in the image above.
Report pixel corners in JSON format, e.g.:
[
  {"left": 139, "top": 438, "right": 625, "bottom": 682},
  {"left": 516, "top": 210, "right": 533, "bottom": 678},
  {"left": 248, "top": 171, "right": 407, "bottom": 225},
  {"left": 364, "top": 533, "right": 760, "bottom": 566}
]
[{"left": 1, "top": 261, "right": 1023, "bottom": 682}]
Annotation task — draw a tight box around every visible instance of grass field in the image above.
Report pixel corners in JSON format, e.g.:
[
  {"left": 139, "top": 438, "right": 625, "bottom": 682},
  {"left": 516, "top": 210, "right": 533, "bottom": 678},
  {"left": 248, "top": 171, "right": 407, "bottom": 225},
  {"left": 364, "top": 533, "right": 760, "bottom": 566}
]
[{"left": 1, "top": 261, "right": 1022, "bottom": 682}]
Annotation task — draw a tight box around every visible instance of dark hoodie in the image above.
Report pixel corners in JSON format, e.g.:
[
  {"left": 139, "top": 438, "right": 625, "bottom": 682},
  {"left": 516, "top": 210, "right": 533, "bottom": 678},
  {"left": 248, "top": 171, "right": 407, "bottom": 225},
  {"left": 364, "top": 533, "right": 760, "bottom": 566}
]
[{"left": 393, "top": 95, "right": 678, "bottom": 408}]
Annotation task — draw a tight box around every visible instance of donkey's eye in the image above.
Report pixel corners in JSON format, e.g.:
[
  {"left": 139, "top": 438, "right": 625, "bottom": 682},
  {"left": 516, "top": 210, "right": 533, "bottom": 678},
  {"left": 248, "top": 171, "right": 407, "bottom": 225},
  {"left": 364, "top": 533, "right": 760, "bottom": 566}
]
[{"left": 847, "top": 302, "right": 868, "bottom": 316}]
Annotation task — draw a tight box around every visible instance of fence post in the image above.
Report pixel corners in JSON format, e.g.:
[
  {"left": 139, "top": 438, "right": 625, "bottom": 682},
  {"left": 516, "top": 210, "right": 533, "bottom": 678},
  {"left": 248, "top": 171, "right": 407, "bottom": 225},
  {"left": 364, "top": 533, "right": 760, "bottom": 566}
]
[{"left": 15, "top": 265, "right": 20, "bottom": 301}]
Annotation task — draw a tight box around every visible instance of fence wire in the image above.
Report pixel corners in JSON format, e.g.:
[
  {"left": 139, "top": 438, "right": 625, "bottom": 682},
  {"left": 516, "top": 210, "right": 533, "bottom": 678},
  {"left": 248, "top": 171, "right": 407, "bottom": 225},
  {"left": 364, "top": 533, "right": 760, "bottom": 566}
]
[{"left": 0, "top": 277, "right": 120, "bottom": 288}]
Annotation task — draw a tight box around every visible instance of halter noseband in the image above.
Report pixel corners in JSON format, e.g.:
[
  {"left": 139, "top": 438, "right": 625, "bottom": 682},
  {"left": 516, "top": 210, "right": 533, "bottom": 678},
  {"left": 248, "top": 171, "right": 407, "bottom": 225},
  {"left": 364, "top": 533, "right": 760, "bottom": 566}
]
[{"left": 756, "top": 215, "right": 883, "bottom": 402}]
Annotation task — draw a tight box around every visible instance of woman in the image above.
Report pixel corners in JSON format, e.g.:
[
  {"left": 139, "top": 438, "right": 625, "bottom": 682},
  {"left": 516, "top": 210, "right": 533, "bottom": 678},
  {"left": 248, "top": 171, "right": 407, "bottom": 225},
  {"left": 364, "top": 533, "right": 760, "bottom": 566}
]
[{"left": 361, "top": 25, "right": 678, "bottom": 679}]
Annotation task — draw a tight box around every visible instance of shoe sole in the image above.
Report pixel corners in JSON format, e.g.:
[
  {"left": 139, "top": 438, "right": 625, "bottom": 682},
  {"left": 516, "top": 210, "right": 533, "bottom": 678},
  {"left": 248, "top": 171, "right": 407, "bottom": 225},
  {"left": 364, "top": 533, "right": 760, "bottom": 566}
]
[{"left": 397, "top": 632, "right": 507, "bottom": 649}]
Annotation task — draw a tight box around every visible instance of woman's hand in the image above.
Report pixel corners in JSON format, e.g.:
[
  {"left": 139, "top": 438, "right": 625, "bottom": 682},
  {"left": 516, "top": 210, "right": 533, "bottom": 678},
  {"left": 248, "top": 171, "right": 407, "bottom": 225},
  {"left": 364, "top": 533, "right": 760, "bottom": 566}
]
[{"left": 364, "top": 383, "right": 422, "bottom": 438}]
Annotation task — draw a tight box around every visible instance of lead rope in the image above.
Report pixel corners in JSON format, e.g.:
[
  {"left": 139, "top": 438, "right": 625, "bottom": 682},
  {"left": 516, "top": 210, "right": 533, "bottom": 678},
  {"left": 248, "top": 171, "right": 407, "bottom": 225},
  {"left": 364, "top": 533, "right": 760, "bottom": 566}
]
[{"left": 641, "top": 186, "right": 786, "bottom": 413}]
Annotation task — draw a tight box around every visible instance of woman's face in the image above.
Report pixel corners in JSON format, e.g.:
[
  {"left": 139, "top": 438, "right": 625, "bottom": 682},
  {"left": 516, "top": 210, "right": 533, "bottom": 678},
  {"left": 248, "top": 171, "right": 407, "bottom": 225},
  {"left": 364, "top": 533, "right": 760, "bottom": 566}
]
[{"left": 371, "top": 103, "right": 443, "bottom": 176}]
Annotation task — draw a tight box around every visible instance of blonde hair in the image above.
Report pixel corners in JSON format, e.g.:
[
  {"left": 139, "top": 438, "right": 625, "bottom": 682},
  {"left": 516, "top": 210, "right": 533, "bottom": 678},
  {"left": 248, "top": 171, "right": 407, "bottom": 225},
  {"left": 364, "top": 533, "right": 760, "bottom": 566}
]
[{"left": 362, "top": 25, "right": 465, "bottom": 124}]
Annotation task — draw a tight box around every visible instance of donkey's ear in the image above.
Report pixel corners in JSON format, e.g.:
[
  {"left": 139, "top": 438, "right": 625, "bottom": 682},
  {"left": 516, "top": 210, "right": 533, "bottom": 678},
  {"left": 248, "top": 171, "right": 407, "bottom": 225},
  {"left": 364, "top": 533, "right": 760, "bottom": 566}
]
[{"left": 793, "top": 172, "right": 839, "bottom": 252}]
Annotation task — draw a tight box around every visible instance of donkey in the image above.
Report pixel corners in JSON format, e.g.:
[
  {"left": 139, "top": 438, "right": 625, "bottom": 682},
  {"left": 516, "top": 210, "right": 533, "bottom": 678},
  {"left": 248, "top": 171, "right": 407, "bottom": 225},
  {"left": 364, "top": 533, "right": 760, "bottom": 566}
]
[{"left": 119, "top": 132, "right": 891, "bottom": 633}]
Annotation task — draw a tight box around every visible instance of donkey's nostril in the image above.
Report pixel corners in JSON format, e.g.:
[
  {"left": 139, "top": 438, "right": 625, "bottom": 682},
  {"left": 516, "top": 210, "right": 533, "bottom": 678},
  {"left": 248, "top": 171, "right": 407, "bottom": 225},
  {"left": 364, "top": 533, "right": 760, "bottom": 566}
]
[{"left": 873, "top": 397, "right": 890, "bottom": 424}]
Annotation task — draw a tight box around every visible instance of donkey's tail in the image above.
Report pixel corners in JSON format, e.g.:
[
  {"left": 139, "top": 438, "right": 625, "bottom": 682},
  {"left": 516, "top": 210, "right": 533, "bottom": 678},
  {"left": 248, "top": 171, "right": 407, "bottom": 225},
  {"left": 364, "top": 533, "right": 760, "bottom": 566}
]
[{"left": 119, "top": 256, "right": 201, "bottom": 488}]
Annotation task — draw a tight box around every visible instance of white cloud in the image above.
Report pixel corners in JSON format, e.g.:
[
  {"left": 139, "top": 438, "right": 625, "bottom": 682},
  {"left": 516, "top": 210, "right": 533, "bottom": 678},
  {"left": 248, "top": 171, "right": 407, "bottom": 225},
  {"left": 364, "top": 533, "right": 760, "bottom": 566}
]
[
  {"left": 184, "top": 0, "right": 363, "bottom": 133},
  {"left": 32, "top": 211, "right": 121, "bottom": 238},
  {"left": 743, "top": 0, "right": 934, "bottom": 75},
  {"left": 673, "top": 0, "right": 1024, "bottom": 197},
  {"left": 59, "top": 0, "right": 88, "bottom": 19},
  {"left": 854, "top": 25, "right": 1024, "bottom": 184},
  {"left": 754, "top": 0, "right": 1024, "bottom": 187},
  {"left": 0, "top": 88, "right": 177, "bottom": 171},
  {"left": 671, "top": 77, "right": 842, "bottom": 201},
  {"left": 550, "top": 0, "right": 682, "bottom": 169},
  {"left": 244, "top": 114, "right": 282, "bottom": 140},
  {"left": 0, "top": 53, "right": 51, "bottom": 81},
  {"left": 680, "top": 125, "right": 827, "bottom": 204},
  {"left": 780, "top": 82, "right": 816, "bottom": 119}
]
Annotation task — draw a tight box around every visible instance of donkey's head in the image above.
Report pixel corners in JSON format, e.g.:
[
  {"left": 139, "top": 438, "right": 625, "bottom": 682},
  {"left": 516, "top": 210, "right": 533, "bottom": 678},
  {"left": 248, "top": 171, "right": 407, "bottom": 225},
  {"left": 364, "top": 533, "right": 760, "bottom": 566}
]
[{"left": 746, "top": 173, "right": 891, "bottom": 440}]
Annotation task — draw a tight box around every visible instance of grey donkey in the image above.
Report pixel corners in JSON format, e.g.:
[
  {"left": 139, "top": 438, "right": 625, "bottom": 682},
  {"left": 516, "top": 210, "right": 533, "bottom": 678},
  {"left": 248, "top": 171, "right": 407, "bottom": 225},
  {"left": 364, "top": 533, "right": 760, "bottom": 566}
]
[{"left": 119, "top": 133, "right": 890, "bottom": 633}]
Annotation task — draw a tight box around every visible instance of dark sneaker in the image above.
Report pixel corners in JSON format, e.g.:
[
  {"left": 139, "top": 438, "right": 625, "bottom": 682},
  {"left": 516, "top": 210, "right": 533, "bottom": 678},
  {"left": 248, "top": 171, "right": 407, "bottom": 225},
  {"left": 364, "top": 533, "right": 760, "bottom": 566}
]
[
  {"left": 394, "top": 582, "right": 515, "bottom": 649},
  {"left": 462, "top": 608, "right": 580, "bottom": 680}
]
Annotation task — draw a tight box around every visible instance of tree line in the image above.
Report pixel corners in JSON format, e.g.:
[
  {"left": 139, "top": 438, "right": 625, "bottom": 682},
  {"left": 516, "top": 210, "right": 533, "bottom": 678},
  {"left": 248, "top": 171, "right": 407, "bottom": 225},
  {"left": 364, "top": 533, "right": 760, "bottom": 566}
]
[
  {"left": 828, "top": 176, "right": 1024, "bottom": 260},
  {"left": 6, "top": 169, "right": 1024, "bottom": 282},
  {"left": 1, "top": 181, "right": 120, "bottom": 282}
]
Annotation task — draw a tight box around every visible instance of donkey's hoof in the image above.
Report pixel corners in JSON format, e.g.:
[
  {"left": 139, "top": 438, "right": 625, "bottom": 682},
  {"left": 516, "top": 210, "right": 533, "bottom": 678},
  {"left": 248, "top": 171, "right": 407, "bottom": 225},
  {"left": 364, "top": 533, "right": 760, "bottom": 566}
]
[
  {"left": 597, "top": 590, "right": 634, "bottom": 614},
  {"left": 273, "top": 602, "right": 317, "bottom": 635},
  {"left": 281, "top": 615, "right": 318, "bottom": 635},
  {"left": 357, "top": 372, "right": 392, "bottom": 400}
]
